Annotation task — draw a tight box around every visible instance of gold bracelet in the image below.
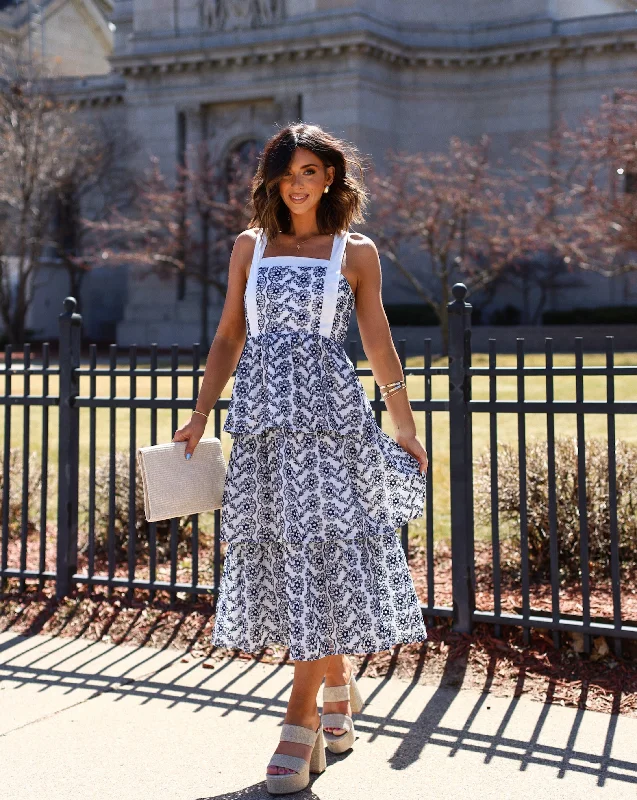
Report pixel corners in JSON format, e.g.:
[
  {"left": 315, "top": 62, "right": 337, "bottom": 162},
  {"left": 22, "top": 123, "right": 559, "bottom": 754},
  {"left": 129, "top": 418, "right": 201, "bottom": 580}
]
[
  {"left": 381, "top": 383, "right": 407, "bottom": 399},
  {"left": 192, "top": 409, "right": 209, "bottom": 419},
  {"left": 380, "top": 379, "right": 406, "bottom": 398}
]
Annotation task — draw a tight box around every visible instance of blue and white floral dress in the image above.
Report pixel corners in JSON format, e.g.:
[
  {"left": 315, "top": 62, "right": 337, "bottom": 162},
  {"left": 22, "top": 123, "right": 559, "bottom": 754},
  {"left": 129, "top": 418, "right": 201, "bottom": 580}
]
[{"left": 211, "top": 227, "right": 428, "bottom": 661}]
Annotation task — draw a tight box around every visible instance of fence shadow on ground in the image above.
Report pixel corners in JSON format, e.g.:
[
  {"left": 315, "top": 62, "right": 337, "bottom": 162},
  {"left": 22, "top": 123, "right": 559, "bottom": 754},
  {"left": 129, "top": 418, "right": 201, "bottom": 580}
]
[{"left": 0, "top": 631, "right": 635, "bottom": 798}]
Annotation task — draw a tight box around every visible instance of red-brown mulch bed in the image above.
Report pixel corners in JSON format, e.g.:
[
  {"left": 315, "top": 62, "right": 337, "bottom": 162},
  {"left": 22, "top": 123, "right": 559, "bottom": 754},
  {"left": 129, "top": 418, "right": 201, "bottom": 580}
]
[{"left": 2, "top": 532, "right": 637, "bottom": 717}]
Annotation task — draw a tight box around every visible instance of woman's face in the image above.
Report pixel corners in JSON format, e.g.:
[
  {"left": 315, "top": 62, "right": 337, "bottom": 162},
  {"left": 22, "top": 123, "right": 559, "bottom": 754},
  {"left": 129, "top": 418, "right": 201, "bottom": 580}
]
[{"left": 278, "top": 147, "right": 335, "bottom": 221}]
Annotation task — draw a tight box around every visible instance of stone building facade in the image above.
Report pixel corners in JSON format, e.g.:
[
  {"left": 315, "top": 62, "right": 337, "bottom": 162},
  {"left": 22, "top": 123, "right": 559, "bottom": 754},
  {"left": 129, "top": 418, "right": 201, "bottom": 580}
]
[
  {"left": 0, "top": 0, "right": 113, "bottom": 76},
  {"left": 18, "top": 0, "right": 637, "bottom": 345}
]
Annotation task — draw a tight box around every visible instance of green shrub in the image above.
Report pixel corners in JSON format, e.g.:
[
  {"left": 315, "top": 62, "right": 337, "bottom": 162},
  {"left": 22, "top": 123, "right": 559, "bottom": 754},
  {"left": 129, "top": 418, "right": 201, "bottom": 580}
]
[
  {"left": 490, "top": 304, "right": 521, "bottom": 326},
  {"left": 0, "top": 449, "right": 43, "bottom": 537},
  {"left": 384, "top": 303, "right": 440, "bottom": 326},
  {"left": 384, "top": 303, "right": 484, "bottom": 326},
  {"left": 80, "top": 451, "right": 194, "bottom": 564},
  {"left": 474, "top": 436, "right": 637, "bottom": 581},
  {"left": 542, "top": 306, "right": 637, "bottom": 325}
]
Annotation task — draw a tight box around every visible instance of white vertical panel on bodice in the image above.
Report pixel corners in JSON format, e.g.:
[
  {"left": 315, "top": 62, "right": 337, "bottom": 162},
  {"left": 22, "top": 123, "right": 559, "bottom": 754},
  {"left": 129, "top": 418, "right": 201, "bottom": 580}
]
[
  {"left": 245, "top": 228, "right": 266, "bottom": 337},
  {"left": 319, "top": 230, "right": 348, "bottom": 337},
  {"left": 244, "top": 228, "right": 348, "bottom": 339}
]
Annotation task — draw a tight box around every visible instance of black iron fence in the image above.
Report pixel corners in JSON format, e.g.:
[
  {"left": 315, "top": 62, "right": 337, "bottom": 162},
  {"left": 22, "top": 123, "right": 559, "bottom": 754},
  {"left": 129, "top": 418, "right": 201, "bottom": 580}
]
[{"left": 1, "top": 288, "right": 636, "bottom": 656}]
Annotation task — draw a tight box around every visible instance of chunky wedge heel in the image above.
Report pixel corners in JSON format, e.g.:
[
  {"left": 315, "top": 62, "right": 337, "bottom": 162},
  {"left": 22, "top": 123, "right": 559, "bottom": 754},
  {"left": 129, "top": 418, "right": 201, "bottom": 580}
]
[
  {"left": 321, "top": 671, "right": 366, "bottom": 754},
  {"left": 266, "top": 722, "right": 326, "bottom": 795}
]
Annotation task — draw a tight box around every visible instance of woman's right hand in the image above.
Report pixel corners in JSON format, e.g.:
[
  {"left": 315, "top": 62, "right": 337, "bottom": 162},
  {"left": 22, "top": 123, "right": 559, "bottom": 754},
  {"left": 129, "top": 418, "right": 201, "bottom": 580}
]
[{"left": 173, "top": 413, "right": 207, "bottom": 459}]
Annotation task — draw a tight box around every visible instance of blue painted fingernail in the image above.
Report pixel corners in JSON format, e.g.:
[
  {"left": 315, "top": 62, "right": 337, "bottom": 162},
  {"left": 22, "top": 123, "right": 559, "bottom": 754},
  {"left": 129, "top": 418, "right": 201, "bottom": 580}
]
[{"left": 186, "top": 453, "right": 191, "bottom": 460}]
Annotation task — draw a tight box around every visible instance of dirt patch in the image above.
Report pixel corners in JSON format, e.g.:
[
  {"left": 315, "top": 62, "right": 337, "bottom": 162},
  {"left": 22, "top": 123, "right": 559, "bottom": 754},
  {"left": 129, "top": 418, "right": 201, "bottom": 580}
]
[{"left": 1, "top": 578, "right": 635, "bottom": 718}]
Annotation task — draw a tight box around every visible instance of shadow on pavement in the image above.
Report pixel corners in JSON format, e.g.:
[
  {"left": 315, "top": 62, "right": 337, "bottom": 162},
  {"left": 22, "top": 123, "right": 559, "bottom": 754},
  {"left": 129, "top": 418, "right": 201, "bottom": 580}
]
[
  {"left": 1, "top": 632, "right": 636, "bottom": 791},
  {"left": 198, "top": 782, "right": 322, "bottom": 799}
]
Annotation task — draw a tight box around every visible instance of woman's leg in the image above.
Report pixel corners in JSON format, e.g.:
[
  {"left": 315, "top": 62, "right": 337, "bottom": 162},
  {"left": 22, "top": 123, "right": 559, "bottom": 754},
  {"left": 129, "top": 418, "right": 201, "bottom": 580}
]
[
  {"left": 322, "top": 654, "right": 353, "bottom": 735},
  {"left": 267, "top": 656, "right": 328, "bottom": 776}
]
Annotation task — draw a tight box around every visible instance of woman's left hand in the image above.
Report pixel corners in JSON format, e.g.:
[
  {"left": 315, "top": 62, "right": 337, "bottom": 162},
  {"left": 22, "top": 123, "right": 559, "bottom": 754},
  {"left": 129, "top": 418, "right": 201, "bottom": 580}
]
[{"left": 395, "top": 432, "right": 428, "bottom": 475}]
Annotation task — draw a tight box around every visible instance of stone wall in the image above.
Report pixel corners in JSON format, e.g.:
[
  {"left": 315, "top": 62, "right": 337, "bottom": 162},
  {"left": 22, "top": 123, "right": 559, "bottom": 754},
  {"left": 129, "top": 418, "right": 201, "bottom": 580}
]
[{"left": 2, "top": 0, "right": 112, "bottom": 77}]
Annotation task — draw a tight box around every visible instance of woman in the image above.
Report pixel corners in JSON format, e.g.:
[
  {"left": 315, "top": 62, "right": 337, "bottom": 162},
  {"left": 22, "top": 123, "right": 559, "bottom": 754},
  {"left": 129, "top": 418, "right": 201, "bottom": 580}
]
[{"left": 173, "top": 123, "right": 428, "bottom": 794}]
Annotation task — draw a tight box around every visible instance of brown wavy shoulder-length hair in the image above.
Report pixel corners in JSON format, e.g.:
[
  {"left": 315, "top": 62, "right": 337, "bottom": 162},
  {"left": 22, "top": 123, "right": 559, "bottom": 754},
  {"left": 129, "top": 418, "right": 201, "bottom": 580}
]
[{"left": 248, "top": 123, "right": 370, "bottom": 240}]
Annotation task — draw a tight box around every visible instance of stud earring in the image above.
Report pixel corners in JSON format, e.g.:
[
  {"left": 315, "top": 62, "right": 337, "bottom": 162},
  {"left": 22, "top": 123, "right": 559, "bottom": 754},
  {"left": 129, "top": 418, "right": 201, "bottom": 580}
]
[{"left": 323, "top": 185, "right": 330, "bottom": 194}]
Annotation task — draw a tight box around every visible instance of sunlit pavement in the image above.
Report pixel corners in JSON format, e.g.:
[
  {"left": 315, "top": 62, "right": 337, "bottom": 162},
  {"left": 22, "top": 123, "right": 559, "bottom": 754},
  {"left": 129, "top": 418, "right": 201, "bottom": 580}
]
[{"left": 1, "top": 630, "right": 635, "bottom": 800}]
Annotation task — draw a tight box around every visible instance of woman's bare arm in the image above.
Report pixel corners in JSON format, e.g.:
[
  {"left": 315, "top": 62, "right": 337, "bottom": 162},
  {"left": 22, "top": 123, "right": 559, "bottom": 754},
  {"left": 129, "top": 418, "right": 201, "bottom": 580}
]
[
  {"left": 349, "top": 234, "right": 428, "bottom": 474},
  {"left": 172, "top": 229, "right": 255, "bottom": 457}
]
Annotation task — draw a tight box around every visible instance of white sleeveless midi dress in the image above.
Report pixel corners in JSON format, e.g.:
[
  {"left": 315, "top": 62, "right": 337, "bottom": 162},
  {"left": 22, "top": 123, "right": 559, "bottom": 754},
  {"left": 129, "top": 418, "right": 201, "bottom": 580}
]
[{"left": 211, "top": 227, "right": 428, "bottom": 661}]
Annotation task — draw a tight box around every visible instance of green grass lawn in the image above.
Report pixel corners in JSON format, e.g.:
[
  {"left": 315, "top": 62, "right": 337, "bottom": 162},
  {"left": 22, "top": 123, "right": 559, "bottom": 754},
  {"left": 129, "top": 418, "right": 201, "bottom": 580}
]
[{"left": 2, "top": 350, "right": 636, "bottom": 546}]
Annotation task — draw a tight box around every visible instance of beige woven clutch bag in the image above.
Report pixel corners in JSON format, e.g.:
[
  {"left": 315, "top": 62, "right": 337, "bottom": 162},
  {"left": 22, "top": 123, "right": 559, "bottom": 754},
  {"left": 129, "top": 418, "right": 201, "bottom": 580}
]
[{"left": 137, "top": 438, "right": 227, "bottom": 522}]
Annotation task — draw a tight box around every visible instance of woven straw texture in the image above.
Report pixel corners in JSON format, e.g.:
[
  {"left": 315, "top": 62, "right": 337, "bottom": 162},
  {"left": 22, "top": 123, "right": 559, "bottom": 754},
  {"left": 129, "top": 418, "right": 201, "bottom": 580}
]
[
  {"left": 137, "top": 438, "right": 227, "bottom": 522},
  {"left": 279, "top": 724, "right": 318, "bottom": 746}
]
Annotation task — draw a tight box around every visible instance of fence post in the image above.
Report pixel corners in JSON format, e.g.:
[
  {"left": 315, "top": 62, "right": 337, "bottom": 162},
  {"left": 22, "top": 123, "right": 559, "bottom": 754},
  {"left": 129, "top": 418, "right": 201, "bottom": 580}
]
[
  {"left": 56, "top": 297, "right": 82, "bottom": 599},
  {"left": 448, "top": 283, "right": 475, "bottom": 633}
]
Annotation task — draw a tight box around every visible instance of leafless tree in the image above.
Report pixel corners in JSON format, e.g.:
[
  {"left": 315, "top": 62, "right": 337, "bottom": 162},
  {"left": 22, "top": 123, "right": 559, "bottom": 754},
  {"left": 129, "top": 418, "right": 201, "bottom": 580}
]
[
  {"left": 92, "top": 140, "right": 256, "bottom": 346},
  {"left": 87, "top": 155, "right": 191, "bottom": 285},
  {"left": 562, "top": 89, "right": 637, "bottom": 278},
  {"left": 0, "top": 56, "right": 80, "bottom": 346},
  {"left": 51, "top": 117, "right": 139, "bottom": 305},
  {"left": 510, "top": 91, "right": 637, "bottom": 293},
  {"left": 368, "top": 136, "right": 527, "bottom": 352},
  {"left": 190, "top": 139, "right": 259, "bottom": 344}
]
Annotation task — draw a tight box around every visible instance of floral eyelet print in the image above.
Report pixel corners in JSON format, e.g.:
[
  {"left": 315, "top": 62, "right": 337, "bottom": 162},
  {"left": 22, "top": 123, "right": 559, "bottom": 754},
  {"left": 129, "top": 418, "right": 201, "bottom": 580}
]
[
  {"left": 212, "top": 229, "right": 427, "bottom": 660},
  {"left": 212, "top": 533, "right": 427, "bottom": 661}
]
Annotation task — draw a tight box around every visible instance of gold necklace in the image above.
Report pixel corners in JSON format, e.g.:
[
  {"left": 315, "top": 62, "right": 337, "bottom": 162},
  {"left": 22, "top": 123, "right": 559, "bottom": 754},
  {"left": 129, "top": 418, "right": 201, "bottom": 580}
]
[{"left": 290, "top": 232, "right": 333, "bottom": 251}]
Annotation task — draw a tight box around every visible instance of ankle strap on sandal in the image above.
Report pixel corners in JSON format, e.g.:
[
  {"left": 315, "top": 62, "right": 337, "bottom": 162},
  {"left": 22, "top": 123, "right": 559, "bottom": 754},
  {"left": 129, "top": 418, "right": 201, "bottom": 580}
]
[
  {"left": 279, "top": 723, "right": 318, "bottom": 746},
  {"left": 323, "top": 684, "right": 350, "bottom": 702}
]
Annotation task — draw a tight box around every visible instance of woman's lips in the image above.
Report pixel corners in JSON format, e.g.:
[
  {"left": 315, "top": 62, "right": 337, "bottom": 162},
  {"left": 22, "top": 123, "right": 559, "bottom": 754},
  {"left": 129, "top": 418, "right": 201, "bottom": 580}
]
[{"left": 290, "top": 194, "right": 309, "bottom": 204}]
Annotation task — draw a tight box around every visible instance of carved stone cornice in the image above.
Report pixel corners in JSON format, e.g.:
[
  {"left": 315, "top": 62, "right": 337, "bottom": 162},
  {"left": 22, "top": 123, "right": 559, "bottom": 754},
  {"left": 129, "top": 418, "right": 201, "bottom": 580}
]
[
  {"left": 51, "top": 75, "right": 127, "bottom": 107},
  {"left": 109, "top": 25, "right": 637, "bottom": 78}
]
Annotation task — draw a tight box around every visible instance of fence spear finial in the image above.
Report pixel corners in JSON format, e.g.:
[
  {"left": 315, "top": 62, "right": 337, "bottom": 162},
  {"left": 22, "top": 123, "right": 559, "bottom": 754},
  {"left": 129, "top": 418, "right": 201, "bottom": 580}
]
[
  {"left": 452, "top": 283, "right": 468, "bottom": 302},
  {"left": 62, "top": 297, "right": 77, "bottom": 315}
]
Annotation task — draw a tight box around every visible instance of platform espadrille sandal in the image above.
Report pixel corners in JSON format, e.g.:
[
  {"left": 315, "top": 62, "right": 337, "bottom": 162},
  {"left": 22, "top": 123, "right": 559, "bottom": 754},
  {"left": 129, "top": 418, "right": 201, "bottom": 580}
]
[
  {"left": 266, "top": 722, "right": 326, "bottom": 795},
  {"left": 321, "top": 671, "right": 365, "bottom": 754}
]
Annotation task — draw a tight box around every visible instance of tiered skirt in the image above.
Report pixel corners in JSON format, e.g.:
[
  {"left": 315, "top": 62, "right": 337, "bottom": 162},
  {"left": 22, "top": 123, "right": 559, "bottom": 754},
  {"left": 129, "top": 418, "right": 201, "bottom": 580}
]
[{"left": 211, "top": 422, "right": 428, "bottom": 661}]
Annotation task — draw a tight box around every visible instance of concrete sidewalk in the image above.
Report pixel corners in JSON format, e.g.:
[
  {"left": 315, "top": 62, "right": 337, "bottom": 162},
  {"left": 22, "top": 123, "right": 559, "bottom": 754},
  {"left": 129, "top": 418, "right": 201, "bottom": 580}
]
[{"left": 0, "top": 630, "right": 635, "bottom": 800}]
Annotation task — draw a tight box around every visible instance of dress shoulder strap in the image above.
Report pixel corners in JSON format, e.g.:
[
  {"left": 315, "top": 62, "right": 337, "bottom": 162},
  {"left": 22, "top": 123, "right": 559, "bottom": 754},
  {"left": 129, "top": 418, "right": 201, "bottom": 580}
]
[
  {"left": 253, "top": 227, "right": 268, "bottom": 267},
  {"left": 328, "top": 229, "right": 348, "bottom": 272},
  {"left": 319, "top": 230, "right": 349, "bottom": 337},
  {"left": 245, "top": 228, "right": 265, "bottom": 338}
]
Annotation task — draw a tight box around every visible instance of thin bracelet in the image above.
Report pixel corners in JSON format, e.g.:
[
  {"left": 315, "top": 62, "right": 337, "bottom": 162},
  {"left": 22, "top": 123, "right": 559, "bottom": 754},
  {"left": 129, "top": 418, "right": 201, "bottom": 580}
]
[
  {"left": 192, "top": 409, "right": 209, "bottom": 419},
  {"left": 381, "top": 388, "right": 406, "bottom": 399},
  {"left": 381, "top": 382, "right": 407, "bottom": 398},
  {"left": 380, "top": 379, "right": 406, "bottom": 398},
  {"left": 379, "top": 379, "right": 405, "bottom": 392}
]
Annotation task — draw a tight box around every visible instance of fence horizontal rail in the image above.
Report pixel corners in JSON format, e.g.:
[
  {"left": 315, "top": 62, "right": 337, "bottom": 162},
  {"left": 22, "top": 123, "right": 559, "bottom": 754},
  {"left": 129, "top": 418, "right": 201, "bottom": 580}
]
[
  {"left": 0, "top": 396, "right": 60, "bottom": 407},
  {"left": 72, "top": 573, "right": 216, "bottom": 594},
  {"left": 420, "top": 604, "right": 454, "bottom": 619},
  {"left": 73, "top": 397, "right": 231, "bottom": 410},
  {"left": 69, "top": 365, "right": 451, "bottom": 378},
  {"left": 470, "top": 401, "right": 637, "bottom": 413},
  {"left": 2, "top": 567, "right": 57, "bottom": 581},
  {"left": 470, "top": 366, "right": 637, "bottom": 377},
  {"left": 0, "top": 367, "right": 60, "bottom": 376},
  {"left": 473, "top": 611, "right": 637, "bottom": 639}
]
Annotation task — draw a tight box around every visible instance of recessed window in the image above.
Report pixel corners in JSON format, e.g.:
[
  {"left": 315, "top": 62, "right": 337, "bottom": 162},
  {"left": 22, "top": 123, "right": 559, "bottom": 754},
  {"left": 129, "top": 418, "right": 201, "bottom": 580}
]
[{"left": 225, "top": 139, "right": 263, "bottom": 187}]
